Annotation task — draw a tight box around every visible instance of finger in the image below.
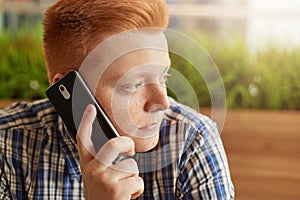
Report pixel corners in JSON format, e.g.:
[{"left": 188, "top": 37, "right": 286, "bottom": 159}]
[
  {"left": 119, "top": 176, "right": 144, "bottom": 199},
  {"left": 107, "top": 158, "right": 139, "bottom": 180},
  {"left": 76, "top": 104, "right": 97, "bottom": 166},
  {"left": 94, "top": 136, "right": 135, "bottom": 167}
]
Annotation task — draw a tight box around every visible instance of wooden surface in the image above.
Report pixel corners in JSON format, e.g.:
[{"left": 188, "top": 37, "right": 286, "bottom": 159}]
[
  {"left": 0, "top": 100, "right": 18, "bottom": 109},
  {"left": 219, "top": 109, "right": 300, "bottom": 200},
  {"left": 1, "top": 101, "right": 300, "bottom": 199}
]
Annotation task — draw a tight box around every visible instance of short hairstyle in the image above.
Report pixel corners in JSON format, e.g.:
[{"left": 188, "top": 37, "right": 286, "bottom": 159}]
[{"left": 43, "top": 0, "right": 169, "bottom": 82}]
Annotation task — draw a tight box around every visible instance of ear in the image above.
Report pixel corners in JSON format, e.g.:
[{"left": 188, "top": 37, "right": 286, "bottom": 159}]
[{"left": 52, "top": 73, "right": 64, "bottom": 85}]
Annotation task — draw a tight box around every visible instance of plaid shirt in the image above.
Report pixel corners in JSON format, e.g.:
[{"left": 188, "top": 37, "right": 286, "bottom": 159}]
[{"left": 0, "top": 99, "right": 234, "bottom": 199}]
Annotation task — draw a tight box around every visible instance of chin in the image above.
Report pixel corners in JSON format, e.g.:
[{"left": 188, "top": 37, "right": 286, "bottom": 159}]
[{"left": 133, "top": 135, "right": 159, "bottom": 152}]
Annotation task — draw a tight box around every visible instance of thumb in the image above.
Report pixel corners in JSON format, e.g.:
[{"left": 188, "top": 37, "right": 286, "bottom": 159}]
[{"left": 76, "top": 104, "right": 97, "bottom": 166}]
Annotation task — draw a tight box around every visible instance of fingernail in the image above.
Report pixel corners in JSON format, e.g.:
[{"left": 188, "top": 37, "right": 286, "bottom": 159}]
[{"left": 85, "top": 104, "right": 92, "bottom": 113}]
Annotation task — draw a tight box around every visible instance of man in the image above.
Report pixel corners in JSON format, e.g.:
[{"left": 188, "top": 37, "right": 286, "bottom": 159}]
[{"left": 0, "top": 0, "right": 234, "bottom": 199}]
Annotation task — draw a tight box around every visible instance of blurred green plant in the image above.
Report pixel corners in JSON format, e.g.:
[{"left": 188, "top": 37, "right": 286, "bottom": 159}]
[
  {"left": 170, "top": 32, "right": 300, "bottom": 110},
  {"left": 218, "top": 38, "right": 298, "bottom": 110},
  {"left": 0, "top": 27, "right": 299, "bottom": 110},
  {"left": 0, "top": 25, "right": 48, "bottom": 99}
]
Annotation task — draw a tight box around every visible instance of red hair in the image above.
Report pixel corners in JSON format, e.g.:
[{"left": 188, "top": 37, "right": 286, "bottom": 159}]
[{"left": 43, "top": 0, "right": 169, "bottom": 82}]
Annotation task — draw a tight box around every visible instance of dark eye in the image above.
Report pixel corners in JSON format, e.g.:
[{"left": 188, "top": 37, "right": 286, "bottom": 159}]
[{"left": 125, "top": 81, "right": 144, "bottom": 91}]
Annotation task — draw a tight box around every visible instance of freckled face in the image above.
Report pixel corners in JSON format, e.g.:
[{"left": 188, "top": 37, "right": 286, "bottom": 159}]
[{"left": 95, "top": 49, "right": 171, "bottom": 152}]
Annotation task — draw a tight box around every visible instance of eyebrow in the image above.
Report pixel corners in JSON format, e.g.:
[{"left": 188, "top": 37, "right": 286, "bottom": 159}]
[{"left": 120, "top": 64, "right": 170, "bottom": 82}]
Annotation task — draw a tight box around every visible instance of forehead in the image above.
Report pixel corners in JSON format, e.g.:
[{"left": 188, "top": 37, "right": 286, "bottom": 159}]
[
  {"left": 102, "top": 49, "right": 170, "bottom": 83},
  {"left": 79, "top": 29, "right": 169, "bottom": 90}
]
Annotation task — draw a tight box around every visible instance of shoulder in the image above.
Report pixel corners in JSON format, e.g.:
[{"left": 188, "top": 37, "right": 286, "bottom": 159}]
[
  {"left": 0, "top": 99, "right": 58, "bottom": 131},
  {"left": 166, "top": 100, "right": 235, "bottom": 198},
  {"left": 0, "top": 99, "right": 60, "bottom": 168},
  {"left": 0, "top": 100, "right": 61, "bottom": 196}
]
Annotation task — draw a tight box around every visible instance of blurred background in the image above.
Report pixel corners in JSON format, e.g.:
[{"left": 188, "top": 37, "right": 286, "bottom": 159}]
[{"left": 0, "top": 0, "right": 300, "bottom": 199}]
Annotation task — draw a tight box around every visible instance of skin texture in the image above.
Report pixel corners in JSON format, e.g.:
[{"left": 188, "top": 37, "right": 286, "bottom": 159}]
[
  {"left": 53, "top": 48, "right": 171, "bottom": 199},
  {"left": 95, "top": 49, "right": 171, "bottom": 152},
  {"left": 77, "top": 105, "right": 143, "bottom": 200},
  {"left": 45, "top": 0, "right": 170, "bottom": 198}
]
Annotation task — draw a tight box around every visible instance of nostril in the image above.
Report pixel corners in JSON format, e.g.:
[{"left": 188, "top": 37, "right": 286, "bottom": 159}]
[
  {"left": 145, "top": 97, "right": 170, "bottom": 113},
  {"left": 149, "top": 104, "right": 164, "bottom": 112}
]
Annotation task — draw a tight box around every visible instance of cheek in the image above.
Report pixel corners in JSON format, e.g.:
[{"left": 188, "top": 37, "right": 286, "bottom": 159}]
[
  {"left": 97, "top": 89, "right": 132, "bottom": 135},
  {"left": 108, "top": 89, "right": 144, "bottom": 134},
  {"left": 129, "top": 92, "right": 143, "bottom": 115},
  {"left": 97, "top": 87, "right": 151, "bottom": 135},
  {"left": 112, "top": 89, "right": 151, "bottom": 131},
  {"left": 128, "top": 90, "right": 151, "bottom": 125}
]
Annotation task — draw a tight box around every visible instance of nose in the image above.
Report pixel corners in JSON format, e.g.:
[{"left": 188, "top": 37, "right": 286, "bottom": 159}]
[{"left": 144, "top": 83, "right": 170, "bottom": 112}]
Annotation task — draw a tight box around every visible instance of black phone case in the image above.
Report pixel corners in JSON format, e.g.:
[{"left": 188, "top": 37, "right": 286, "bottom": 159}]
[{"left": 45, "top": 70, "right": 119, "bottom": 152}]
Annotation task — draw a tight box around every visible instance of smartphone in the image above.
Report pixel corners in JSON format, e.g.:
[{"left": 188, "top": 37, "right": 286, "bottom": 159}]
[{"left": 45, "top": 70, "right": 120, "bottom": 152}]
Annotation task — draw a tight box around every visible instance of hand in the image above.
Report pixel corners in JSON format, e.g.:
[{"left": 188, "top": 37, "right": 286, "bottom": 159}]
[{"left": 76, "top": 104, "right": 144, "bottom": 200}]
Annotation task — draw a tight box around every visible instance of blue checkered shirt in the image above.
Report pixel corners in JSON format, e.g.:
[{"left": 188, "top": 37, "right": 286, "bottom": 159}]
[{"left": 0, "top": 99, "right": 234, "bottom": 199}]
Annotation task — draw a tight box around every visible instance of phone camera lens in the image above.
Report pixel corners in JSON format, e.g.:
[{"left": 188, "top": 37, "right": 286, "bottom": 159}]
[
  {"left": 58, "top": 84, "right": 70, "bottom": 99},
  {"left": 59, "top": 85, "right": 65, "bottom": 91}
]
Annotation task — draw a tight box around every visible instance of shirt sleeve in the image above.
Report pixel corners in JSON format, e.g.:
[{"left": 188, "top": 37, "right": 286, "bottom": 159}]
[
  {"left": 0, "top": 156, "right": 13, "bottom": 199},
  {"left": 176, "top": 122, "right": 235, "bottom": 200}
]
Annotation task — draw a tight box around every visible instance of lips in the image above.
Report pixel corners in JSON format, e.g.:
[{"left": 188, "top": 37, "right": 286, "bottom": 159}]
[{"left": 139, "top": 122, "right": 159, "bottom": 131}]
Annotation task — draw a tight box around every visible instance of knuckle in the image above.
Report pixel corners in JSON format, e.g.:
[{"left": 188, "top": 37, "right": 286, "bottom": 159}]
[
  {"left": 97, "top": 171, "right": 110, "bottom": 182},
  {"left": 126, "top": 158, "right": 138, "bottom": 169},
  {"left": 137, "top": 176, "right": 144, "bottom": 186},
  {"left": 134, "top": 176, "right": 144, "bottom": 190},
  {"left": 108, "top": 137, "right": 120, "bottom": 148},
  {"left": 110, "top": 184, "right": 122, "bottom": 198},
  {"left": 122, "top": 158, "right": 139, "bottom": 174},
  {"left": 124, "top": 136, "right": 134, "bottom": 145},
  {"left": 83, "top": 165, "right": 105, "bottom": 181}
]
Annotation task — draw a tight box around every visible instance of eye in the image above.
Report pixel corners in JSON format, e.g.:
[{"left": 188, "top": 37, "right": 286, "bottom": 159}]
[{"left": 124, "top": 81, "right": 144, "bottom": 91}]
